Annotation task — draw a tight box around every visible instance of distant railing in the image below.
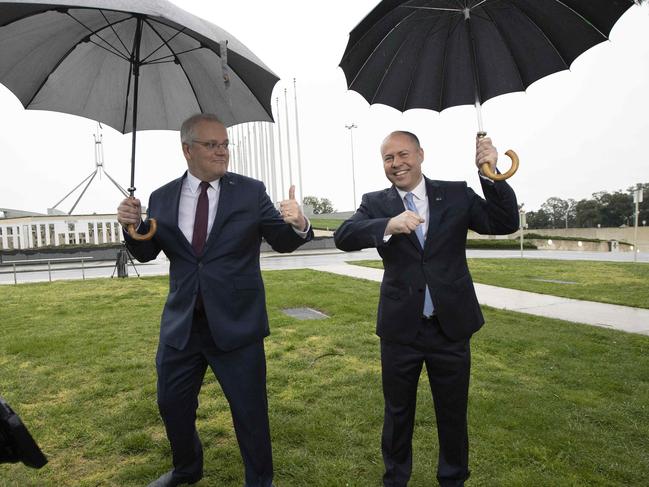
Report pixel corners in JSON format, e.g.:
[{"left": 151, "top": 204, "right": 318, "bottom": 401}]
[{"left": 0, "top": 257, "right": 111, "bottom": 284}]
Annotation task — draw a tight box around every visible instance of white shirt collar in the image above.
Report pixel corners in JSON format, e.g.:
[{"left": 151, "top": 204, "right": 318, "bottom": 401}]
[
  {"left": 396, "top": 176, "right": 427, "bottom": 201},
  {"left": 186, "top": 170, "right": 220, "bottom": 194}
]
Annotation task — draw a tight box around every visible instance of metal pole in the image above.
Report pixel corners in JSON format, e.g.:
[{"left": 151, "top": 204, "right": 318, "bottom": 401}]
[
  {"left": 283, "top": 89, "right": 294, "bottom": 186},
  {"left": 13, "top": 263, "right": 17, "bottom": 285},
  {"left": 293, "top": 78, "right": 304, "bottom": 203},
  {"left": 464, "top": 8, "right": 486, "bottom": 135},
  {"left": 48, "top": 261, "right": 52, "bottom": 282},
  {"left": 345, "top": 124, "right": 358, "bottom": 210},
  {"left": 275, "top": 97, "right": 286, "bottom": 197},
  {"left": 247, "top": 124, "right": 254, "bottom": 178},
  {"left": 228, "top": 128, "right": 236, "bottom": 173},
  {"left": 253, "top": 123, "right": 260, "bottom": 180},
  {"left": 634, "top": 185, "right": 642, "bottom": 263},
  {"left": 519, "top": 208, "right": 525, "bottom": 258},
  {"left": 81, "top": 258, "right": 86, "bottom": 280},
  {"left": 257, "top": 123, "right": 263, "bottom": 181},
  {"left": 128, "top": 16, "right": 144, "bottom": 197},
  {"left": 269, "top": 123, "right": 278, "bottom": 203}
]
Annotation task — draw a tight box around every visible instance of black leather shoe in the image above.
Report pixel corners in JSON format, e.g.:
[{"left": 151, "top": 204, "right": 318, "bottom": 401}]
[{"left": 147, "top": 471, "right": 201, "bottom": 487}]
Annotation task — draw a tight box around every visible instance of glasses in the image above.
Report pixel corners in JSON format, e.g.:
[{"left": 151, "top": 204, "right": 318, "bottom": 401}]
[{"left": 191, "top": 139, "right": 229, "bottom": 151}]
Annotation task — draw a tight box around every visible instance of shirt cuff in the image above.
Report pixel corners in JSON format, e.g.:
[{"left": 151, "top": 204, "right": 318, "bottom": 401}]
[
  {"left": 478, "top": 171, "right": 495, "bottom": 184},
  {"left": 292, "top": 216, "right": 311, "bottom": 238}
]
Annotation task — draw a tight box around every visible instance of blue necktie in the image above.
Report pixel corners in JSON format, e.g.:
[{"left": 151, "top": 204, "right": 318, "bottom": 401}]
[{"left": 404, "top": 192, "right": 435, "bottom": 317}]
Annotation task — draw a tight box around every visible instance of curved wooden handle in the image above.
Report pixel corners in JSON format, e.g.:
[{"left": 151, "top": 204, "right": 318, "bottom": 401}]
[
  {"left": 127, "top": 218, "right": 157, "bottom": 241},
  {"left": 481, "top": 149, "right": 519, "bottom": 181}
]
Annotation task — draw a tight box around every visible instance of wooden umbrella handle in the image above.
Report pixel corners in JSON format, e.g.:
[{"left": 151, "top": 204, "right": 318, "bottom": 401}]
[
  {"left": 477, "top": 131, "right": 519, "bottom": 181},
  {"left": 480, "top": 150, "right": 519, "bottom": 181},
  {"left": 127, "top": 218, "right": 157, "bottom": 241}
]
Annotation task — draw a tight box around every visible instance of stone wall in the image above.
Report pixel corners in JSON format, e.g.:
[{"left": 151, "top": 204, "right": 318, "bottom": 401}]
[{"left": 469, "top": 227, "right": 649, "bottom": 252}]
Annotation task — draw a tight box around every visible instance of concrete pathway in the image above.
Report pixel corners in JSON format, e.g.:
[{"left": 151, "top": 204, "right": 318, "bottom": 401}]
[{"left": 307, "top": 263, "right": 649, "bottom": 336}]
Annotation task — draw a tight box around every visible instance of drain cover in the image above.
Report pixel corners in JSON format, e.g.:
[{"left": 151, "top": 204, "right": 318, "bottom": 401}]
[{"left": 282, "top": 308, "right": 329, "bottom": 320}]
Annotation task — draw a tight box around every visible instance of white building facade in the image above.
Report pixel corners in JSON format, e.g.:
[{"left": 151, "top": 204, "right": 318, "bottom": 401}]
[{"left": 0, "top": 214, "right": 125, "bottom": 250}]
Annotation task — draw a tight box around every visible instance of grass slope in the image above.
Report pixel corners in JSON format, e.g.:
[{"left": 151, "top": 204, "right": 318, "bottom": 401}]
[{"left": 1, "top": 272, "right": 648, "bottom": 486}]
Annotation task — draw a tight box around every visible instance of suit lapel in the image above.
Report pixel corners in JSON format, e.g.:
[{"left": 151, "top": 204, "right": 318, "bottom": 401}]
[
  {"left": 387, "top": 186, "right": 422, "bottom": 253},
  {"left": 171, "top": 173, "right": 195, "bottom": 256},
  {"left": 203, "top": 172, "right": 235, "bottom": 253},
  {"left": 424, "top": 178, "right": 445, "bottom": 254}
]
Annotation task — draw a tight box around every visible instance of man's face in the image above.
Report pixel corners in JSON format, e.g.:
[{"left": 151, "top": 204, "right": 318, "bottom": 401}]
[
  {"left": 381, "top": 133, "right": 424, "bottom": 192},
  {"left": 182, "top": 120, "right": 229, "bottom": 181}
]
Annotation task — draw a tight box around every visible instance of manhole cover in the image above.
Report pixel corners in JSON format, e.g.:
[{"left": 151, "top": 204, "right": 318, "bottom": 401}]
[
  {"left": 531, "top": 278, "right": 577, "bottom": 285},
  {"left": 282, "top": 308, "right": 329, "bottom": 320}
]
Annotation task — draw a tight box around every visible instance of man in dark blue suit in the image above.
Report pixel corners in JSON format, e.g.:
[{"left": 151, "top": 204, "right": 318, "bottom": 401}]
[
  {"left": 334, "top": 131, "right": 518, "bottom": 487},
  {"left": 117, "top": 113, "right": 312, "bottom": 487}
]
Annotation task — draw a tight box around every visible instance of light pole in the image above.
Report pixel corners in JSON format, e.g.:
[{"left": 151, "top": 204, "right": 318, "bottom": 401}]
[
  {"left": 565, "top": 201, "right": 573, "bottom": 229},
  {"left": 519, "top": 204, "right": 526, "bottom": 258},
  {"left": 633, "top": 184, "right": 643, "bottom": 263},
  {"left": 345, "top": 123, "right": 358, "bottom": 210}
]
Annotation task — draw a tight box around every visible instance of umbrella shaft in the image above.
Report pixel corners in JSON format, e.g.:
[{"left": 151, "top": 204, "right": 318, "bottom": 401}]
[
  {"left": 129, "top": 17, "right": 144, "bottom": 197},
  {"left": 464, "top": 9, "right": 486, "bottom": 134}
]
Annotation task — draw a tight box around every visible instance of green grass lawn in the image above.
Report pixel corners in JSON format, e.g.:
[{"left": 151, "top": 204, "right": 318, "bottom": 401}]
[
  {"left": 1, "top": 272, "right": 648, "bottom": 486},
  {"left": 309, "top": 218, "right": 344, "bottom": 231},
  {"left": 354, "top": 259, "right": 649, "bottom": 309}
]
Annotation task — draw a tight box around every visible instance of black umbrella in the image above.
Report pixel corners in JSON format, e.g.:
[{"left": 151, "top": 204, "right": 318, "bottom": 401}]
[
  {"left": 0, "top": 0, "right": 279, "bottom": 239},
  {"left": 0, "top": 397, "right": 47, "bottom": 469},
  {"left": 340, "top": 0, "right": 641, "bottom": 180}
]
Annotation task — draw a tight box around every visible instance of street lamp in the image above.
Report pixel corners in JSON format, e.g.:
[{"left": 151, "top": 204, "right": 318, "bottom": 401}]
[
  {"left": 633, "top": 185, "right": 643, "bottom": 263},
  {"left": 345, "top": 123, "right": 358, "bottom": 210},
  {"left": 518, "top": 204, "right": 526, "bottom": 258}
]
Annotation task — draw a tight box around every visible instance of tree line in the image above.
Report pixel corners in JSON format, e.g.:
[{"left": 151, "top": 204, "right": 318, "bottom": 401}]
[{"left": 525, "top": 183, "right": 649, "bottom": 229}]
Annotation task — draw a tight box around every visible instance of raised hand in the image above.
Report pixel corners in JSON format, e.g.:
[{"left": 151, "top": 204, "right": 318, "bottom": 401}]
[
  {"left": 385, "top": 210, "right": 425, "bottom": 236},
  {"left": 475, "top": 136, "right": 498, "bottom": 176},
  {"left": 280, "top": 185, "right": 307, "bottom": 230}
]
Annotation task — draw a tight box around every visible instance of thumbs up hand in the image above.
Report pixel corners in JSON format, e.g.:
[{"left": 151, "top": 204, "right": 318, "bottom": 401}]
[{"left": 280, "top": 185, "right": 307, "bottom": 230}]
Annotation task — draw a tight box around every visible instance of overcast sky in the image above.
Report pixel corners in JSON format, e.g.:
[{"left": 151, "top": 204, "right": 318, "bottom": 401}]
[{"left": 1, "top": 1, "right": 648, "bottom": 215}]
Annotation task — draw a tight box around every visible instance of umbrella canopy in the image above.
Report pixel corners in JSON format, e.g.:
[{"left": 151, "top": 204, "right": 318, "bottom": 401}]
[
  {"left": 339, "top": 0, "right": 637, "bottom": 114},
  {"left": 0, "top": 0, "right": 279, "bottom": 133},
  {"left": 0, "top": 0, "right": 280, "bottom": 240}
]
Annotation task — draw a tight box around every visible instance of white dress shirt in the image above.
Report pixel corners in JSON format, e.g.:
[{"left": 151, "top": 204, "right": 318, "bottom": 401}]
[
  {"left": 179, "top": 171, "right": 310, "bottom": 245},
  {"left": 384, "top": 176, "right": 429, "bottom": 241},
  {"left": 396, "top": 176, "right": 429, "bottom": 238},
  {"left": 178, "top": 171, "right": 221, "bottom": 245}
]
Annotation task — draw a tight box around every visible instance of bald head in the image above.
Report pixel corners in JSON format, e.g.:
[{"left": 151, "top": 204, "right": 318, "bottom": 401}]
[
  {"left": 381, "top": 131, "right": 424, "bottom": 192},
  {"left": 382, "top": 131, "right": 421, "bottom": 151}
]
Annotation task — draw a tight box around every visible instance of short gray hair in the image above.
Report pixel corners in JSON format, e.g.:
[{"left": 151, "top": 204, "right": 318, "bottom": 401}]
[{"left": 180, "top": 113, "right": 224, "bottom": 144}]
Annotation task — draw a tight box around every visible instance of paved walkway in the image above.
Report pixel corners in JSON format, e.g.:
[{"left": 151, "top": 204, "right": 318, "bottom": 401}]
[{"left": 307, "top": 263, "right": 649, "bottom": 336}]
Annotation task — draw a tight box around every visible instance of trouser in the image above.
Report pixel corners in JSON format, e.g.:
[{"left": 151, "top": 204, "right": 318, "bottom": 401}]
[
  {"left": 381, "top": 316, "right": 471, "bottom": 487},
  {"left": 155, "top": 311, "right": 273, "bottom": 487}
]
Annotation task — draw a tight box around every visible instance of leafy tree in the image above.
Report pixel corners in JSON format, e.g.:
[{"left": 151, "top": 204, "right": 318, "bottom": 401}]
[
  {"left": 595, "top": 191, "right": 633, "bottom": 227},
  {"left": 574, "top": 199, "right": 600, "bottom": 228},
  {"left": 302, "top": 196, "right": 335, "bottom": 215},
  {"left": 526, "top": 209, "right": 552, "bottom": 229},
  {"left": 528, "top": 182, "right": 648, "bottom": 228},
  {"left": 540, "top": 197, "right": 568, "bottom": 228},
  {"left": 627, "top": 183, "right": 649, "bottom": 227}
]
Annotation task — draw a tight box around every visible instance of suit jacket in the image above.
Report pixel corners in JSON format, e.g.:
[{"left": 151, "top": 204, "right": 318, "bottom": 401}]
[
  {"left": 124, "top": 171, "right": 314, "bottom": 351},
  {"left": 334, "top": 176, "right": 518, "bottom": 343}
]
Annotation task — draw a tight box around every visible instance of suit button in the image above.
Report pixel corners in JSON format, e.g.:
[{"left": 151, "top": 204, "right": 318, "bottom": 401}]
[
  {"left": 198, "top": 262, "right": 203, "bottom": 269},
  {"left": 418, "top": 288, "right": 424, "bottom": 293}
]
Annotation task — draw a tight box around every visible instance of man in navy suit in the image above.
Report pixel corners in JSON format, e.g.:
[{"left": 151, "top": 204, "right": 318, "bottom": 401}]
[
  {"left": 334, "top": 131, "right": 518, "bottom": 487},
  {"left": 117, "top": 113, "right": 313, "bottom": 487}
]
